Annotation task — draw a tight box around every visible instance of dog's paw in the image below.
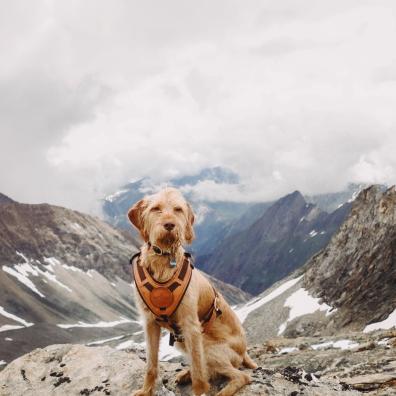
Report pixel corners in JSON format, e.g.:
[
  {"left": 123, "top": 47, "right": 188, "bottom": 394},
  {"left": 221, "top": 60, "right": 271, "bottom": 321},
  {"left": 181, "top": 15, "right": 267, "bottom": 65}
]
[
  {"left": 131, "top": 389, "right": 151, "bottom": 396},
  {"left": 175, "top": 368, "right": 191, "bottom": 385},
  {"left": 192, "top": 378, "right": 210, "bottom": 395}
]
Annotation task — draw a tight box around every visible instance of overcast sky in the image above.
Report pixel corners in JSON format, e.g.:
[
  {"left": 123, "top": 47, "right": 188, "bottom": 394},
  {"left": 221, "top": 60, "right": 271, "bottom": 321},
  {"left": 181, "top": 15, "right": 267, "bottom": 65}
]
[{"left": 1, "top": 0, "right": 396, "bottom": 213}]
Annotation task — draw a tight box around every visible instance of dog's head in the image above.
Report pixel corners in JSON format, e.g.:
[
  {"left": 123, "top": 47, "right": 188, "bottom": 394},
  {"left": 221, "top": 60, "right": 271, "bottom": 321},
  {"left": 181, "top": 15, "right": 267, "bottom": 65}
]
[{"left": 127, "top": 188, "right": 195, "bottom": 249}]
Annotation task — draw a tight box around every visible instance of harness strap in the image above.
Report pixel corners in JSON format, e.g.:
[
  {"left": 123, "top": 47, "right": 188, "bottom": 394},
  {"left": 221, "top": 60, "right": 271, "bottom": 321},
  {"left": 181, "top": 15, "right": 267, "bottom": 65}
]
[
  {"left": 201, "top": 288, "right": 223, "bottom": 334},
  {"left": 130, "top": 251, "right": 222, "bottom": 345},
  {"left": 132, "top": 252, "right": 193, "bottom": 318}
]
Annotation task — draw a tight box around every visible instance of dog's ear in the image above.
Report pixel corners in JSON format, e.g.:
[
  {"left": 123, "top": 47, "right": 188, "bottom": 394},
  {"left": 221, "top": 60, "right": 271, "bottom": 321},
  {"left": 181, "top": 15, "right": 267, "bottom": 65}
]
[
  {"left": 184, "top": 203, "right": 195, "bottom": 244},
  {"left": 127, "top": 199, "right": 149, "bottom": 241}
]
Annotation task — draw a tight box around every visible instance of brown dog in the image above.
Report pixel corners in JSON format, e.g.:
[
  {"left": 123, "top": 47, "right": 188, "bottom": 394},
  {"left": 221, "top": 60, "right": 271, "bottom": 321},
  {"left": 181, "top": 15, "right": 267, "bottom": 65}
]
[{"left": 128, "top": 188, "right": 256, "bottom": 396}]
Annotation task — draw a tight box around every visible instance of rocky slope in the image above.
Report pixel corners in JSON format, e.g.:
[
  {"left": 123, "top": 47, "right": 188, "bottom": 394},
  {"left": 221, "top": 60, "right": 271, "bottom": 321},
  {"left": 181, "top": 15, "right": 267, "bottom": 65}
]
[
  {"left": 0, "top": 253, "right": 142, "bottom": 365},
  {"left": 304, "top": 185, "right": 396, "bottom": 331},
  {"left": 1, "top": 329, "right": 395, "bottom": 395},
  {"left": 0, "top": 200, "right": 139, "bottom": 282},
  {"left": 199, "top": 191, "right": 351, "bottom": 295},
  {"left": 228, "top": 186, "right": 396, "bottom": 344}
]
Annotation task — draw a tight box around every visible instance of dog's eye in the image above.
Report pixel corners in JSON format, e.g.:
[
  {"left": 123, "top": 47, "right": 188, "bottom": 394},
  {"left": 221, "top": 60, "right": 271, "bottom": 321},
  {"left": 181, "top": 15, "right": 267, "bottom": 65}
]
[
  {"left": 174, "top": 207, "right": 183, "bottom": 213},
  {"left": 150, "top": 206, "right": 161, "bottom": 212}
]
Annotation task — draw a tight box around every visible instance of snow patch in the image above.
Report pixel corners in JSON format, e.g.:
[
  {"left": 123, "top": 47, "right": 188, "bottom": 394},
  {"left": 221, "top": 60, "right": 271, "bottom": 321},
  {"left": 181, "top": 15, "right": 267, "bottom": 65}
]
[
  {"left": 377, "top": 338, "right": 389, "bottom": 346},
  {"left": 4, "top": 337, "right": 13, "bottom": 341},
  {"left": 3, "top": 255, "right": 73, "bottom": 295},
  {"left": 105, "top": 189, "right": 128, "bottom": 202},
  {"left": 311, "top": 339, "right": 359, "bottom": 350},
  {"left": 41, "top": 270, "right": 73, "bottom": 293},
  {"left": 364, "top": 308, "right": 396, "bottom": 333},
  {"left": 115, "top": 332, "right": 181, "bottom": 361},
  {"left": 116, "top": 340, "right": 145, "bottom": 351},
  {"left": 278, "top": 288, "right": 332, "bottom": 335},
  {"left": 43, "top": 257, "right": 61, "bottom": 271},
  {"left": 348, "top": 189, "right": 361, "bottom": 203},
  {"left": 0, "top": 306, "right": 33, "bottom": 327},
  {"left": 62, "top": 264, "right": 84, "bottom": 273},
  {"left": 57, "top": 317, "right": 136, "bottom": 329},
  {"left": 278, "top": 347, "right": 298, "bottom": 354},
  {"left": 0, "top": 360, "right": 6, "bottom": 366},
  {"left": 309, "top": 230, "right": 318, "bottom": 237},
  {"left": 87, "top": 335, "right": 124, "bottom": 346},
  {"left": 0, "top": 325, "right": 25, "bottom": 332},
  {"left": 2, "top": 265, "right": 45, "bottom": 298},
  {"left": 235, "top": 276, "right": 303, "bottom": 323}
]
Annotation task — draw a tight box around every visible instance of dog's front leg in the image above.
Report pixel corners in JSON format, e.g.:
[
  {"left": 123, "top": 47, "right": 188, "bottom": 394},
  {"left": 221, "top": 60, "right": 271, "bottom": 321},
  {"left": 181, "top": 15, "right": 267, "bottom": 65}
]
[
  {"left": 132, "top": 319, "right": 161, "bottom": 396},
  {"left": 180, "top": 317, "right": 210, "bottom": 396}
]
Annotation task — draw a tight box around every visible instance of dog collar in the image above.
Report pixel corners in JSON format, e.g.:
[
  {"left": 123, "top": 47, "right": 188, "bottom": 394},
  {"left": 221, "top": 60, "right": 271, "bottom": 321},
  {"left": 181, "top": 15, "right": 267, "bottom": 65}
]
[{"left": 147, "top": 242, "right": 176, "bottom": 267}]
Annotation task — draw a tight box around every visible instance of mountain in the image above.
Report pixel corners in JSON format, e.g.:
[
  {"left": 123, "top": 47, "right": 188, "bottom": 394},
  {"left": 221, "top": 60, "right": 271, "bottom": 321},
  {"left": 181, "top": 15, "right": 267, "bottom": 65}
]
[
  {"left": 1, "top": 186, "right": 396, "bottom": 395},
  {"left": 102, "top": 167, "right": 252, "bottom": 255},
  {"left": 198, "top": 191, "right": 351, "bottom": 295},
  {"left": 0, "top": 197, "right": 142, "bottom": 363},
  {"left": 305, "top": 182, "right": 387, "bottom": 213},
  {"left": 0, "top": 193, "right": 15, "bottom": 205},
  {"left": 104, "top": 171, "right": 373, "bottom": 268},
  {"left": 304, "top": 185, "right": 396, "bottom": 331},
  {"left": 231, "top": 185, "right": 396, "bottom": 343},
  {"left": 0, "top": 195, "right": 250, "bottom": 365},
  {"left": 0, "top": 200, "right": 139, "bottom": 282}
]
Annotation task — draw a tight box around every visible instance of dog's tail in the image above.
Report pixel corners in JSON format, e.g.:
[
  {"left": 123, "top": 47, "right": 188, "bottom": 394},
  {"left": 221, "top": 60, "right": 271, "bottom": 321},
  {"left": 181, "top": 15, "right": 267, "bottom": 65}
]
[{"left": 242, "top": 352, "right": 257, "bottom": 369}]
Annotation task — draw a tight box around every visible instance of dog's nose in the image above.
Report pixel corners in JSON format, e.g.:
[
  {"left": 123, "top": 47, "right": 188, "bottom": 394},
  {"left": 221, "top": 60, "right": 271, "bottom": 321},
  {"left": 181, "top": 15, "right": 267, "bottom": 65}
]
[{"left": 164, "top": 222, "right": 175, "bottom": 231}]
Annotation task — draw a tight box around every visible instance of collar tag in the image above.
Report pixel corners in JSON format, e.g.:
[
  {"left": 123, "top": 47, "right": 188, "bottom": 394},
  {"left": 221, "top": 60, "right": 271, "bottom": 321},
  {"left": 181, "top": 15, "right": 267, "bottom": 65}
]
[{"left": 170, "top": 259, "right": 177, "bottom": 268}]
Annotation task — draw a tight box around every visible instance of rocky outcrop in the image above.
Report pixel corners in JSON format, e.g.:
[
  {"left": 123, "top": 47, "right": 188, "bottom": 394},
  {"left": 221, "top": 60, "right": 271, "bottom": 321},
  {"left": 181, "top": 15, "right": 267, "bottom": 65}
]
[
  {"left": 1, "top": 329, "right": 395, "bottom": 395},
  {"left": 199, "top": 191, "right": 350, "bottom": 294},
  {"left": 304, "top": 185, "right": 396, "bottom": 330}
]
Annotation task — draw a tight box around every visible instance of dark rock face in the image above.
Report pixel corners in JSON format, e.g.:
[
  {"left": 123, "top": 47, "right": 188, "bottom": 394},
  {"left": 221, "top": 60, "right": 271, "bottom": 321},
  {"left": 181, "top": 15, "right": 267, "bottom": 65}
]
[
  {"left": 0, "top": 193, "right": 15, "bottom": 205},
  {"left": 304, "top": 185, "right": 396, "bottom": 330},
  {"left": 199, "top": 191, "right": 351, "bottom": 295}
]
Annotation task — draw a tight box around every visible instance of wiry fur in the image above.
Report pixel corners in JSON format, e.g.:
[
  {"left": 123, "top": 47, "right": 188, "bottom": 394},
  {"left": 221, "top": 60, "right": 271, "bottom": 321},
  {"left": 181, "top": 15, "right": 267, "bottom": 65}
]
[{"left": 129, "top": 188, "right": 256, "bottom": 396}]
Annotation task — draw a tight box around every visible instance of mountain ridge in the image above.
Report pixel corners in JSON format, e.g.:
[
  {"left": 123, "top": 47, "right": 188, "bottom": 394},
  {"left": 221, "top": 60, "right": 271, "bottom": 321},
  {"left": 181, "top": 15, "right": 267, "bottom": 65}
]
[{"left": 199, "top": 190, "right": 351, "bottom": 294}]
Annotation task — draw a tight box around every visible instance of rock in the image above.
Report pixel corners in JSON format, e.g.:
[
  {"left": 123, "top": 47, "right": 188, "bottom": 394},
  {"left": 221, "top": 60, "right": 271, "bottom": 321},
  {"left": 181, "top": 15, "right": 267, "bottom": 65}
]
[
  {"left": 3, "top": 333, "right": 395, "bottom": 396},
  {"left": 0, "top": 344, "right": 145, "bottom": 396},
  {"left": 304, "top": 185, "right": 396, "bottom": 331},
  {"left": 357, "top": 341, "right": 376, "bottom": 352}
]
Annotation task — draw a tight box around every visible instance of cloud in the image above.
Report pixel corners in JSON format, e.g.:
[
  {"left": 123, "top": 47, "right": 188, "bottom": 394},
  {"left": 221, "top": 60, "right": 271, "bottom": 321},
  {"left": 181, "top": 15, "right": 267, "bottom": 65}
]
[{"left": 1, "top": 0, "right": 396, "bottom": 211}]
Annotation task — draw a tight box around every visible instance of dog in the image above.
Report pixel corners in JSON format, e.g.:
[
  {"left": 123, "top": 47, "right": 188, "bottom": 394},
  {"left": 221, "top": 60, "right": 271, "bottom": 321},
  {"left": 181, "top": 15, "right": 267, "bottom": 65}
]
[{"left": 128, "top": 188, "right": 256, "bottom": 396}]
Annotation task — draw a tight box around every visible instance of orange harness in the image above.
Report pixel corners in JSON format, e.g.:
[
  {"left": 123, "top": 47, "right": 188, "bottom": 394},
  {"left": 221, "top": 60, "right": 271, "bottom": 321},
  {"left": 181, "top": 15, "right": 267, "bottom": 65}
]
[{"left": 131, "top": 251, "right": 222, "bottom": 345}]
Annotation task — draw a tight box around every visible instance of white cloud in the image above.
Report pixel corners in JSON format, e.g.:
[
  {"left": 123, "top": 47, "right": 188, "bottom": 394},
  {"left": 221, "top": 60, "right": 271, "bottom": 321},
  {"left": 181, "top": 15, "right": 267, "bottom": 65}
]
[{"left": 1, "top": 0, "right": 396, "bottom": 210}]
